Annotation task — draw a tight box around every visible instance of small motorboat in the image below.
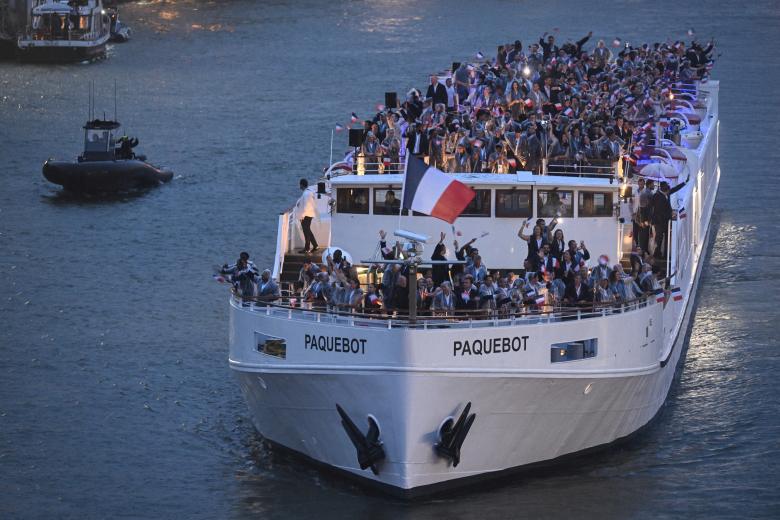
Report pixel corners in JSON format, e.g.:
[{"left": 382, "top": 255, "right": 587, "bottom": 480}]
[
  {"left": 17, "top": 0, "right": 111, "bottom": 63},
  {"left": 43, "top": 118, "right": 173, "bottom": 193}
]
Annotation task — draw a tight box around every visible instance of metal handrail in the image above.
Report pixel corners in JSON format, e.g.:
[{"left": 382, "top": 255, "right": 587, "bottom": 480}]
[
  {"left": 230, "top": 289, "right": 662, "bottom": 329},
  {"left": 545, "top": 160, "right": 617, "bottom": 179}
]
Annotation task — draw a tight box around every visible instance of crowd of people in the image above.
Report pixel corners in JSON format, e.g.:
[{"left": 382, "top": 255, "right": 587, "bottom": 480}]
[
  {"left": 287, "top": 224, "right": 672, "bottom": 318},
  {"left": 220, "top": 32, "right": 714, "bottom": 318},
  {"left": 354, "top": 32, "right": 715, "bottom": 175}
]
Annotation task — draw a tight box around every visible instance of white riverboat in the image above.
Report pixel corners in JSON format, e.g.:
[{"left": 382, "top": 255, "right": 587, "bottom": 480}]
[
  {"left": 227, "top": 75, "right": 720, "bottom": 495},
  {"left": 17, "top": 0, "right": 110, "bottom": 62}
]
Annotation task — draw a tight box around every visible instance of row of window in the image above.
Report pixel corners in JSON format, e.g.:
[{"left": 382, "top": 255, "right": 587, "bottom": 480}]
[{"left": 336, "top": 187, "right": 614, "bottom": 218}]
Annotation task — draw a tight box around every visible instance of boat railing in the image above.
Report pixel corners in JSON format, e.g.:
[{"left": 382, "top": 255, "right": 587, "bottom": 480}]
[
  {"left": 230, "top": 289, "right": 659, "bottom": 330},
  {"left": 345, "top": 152, "right": 619, "bottom": 180},
  {"left": 544, "top": 159, "right": 618, "bottom": 179},
  {"left": 352, "top": 153, "right": 406, "bottom": 175}
]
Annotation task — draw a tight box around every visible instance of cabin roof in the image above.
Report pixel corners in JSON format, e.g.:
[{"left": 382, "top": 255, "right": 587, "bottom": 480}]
[{"left": 84, "top": 119, "right": 121, "bottom": 130}]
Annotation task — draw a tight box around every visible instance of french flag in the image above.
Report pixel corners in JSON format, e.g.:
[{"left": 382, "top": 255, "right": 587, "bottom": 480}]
[
  {"left": 679, "top": 206, "right": 687, "bottom": 219},
  {"left": 564, "top": 107, "right": 574, "bottom": 117},
  {"left": 402, "top": 156, "right": 475, "bottom": 224},
  {"left": 535, "top": 293, "right": 546, "bottom": 305},
  {"left": 351, "top": 112, "right": 359, "bottom": 123},
  {"left": 671, "top": 287, "right": 682, "bottom": 302},
  {"left": 654, "top": 288, "right": 665, "bottom": 303},
  {"left": 334, "top": 123, "right": 344, "bottom": 132}
]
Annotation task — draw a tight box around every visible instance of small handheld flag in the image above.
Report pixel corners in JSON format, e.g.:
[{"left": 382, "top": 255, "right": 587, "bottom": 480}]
[
  {"left": 335, "top": 123, "right": 344, "bottom": 132},
  {"left": 678, "top": 206, "right": 687, "bottom": 219},
  {"left": 612, "top": 38, "right": 622, "bottom": 47},
  {"left": 654, "top": 288, "right": 665, "bottom": 303},
  {"left": 351, "top": 112, "right": 359, "bottom": 123},
  {"left": 476, "top": 51, "right": 485, "bottom": 60},
  {"left": 671, "top": 287, "right": 682, "bottom": 302}
]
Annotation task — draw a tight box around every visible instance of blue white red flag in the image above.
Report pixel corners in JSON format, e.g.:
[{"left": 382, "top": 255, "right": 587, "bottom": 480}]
[
  {"left": 476, "top": 51, "right": 485, "bottom": 60},
  {"left": 671, "top": 286, "right": 682, "bottom": 301},
  {"left": 335, "top": 124, "right": 344, "bottom": 132},
  {"left": 654, "top": 288, "right": 665, "bottom": 303},
  {"left": 351, "top": 112, "right": 359, "bottom": 123},
  {"left": 402, "top": 155, "right": 475, "bottom": 224},
  {"left": 678, "top": 206, "right": 687, "bottom": 219}
]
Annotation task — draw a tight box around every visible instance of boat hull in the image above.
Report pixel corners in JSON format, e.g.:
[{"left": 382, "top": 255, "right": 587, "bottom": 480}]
[
  {"left": 17, "top": 41, "right": 107, "bottom": 63},
  {"left": 42, "top": 159, "right": 173, "bottom": 193}
]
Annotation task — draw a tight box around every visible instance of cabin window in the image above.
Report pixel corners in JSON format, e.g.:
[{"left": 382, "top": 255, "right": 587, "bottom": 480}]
[
  {"left": 336, "top": 188, "right": 369, "bottom": 214},
  {"left": 537, "top": 190, "right": 573, "bottom": 218},
  {"left": 495, "top": 189, "right": 532, "bottom": 218},
  {"left": 578, "top": 191, "right": 614, "bottom": 217},
  {"left": 460, "top": 189, "right": 491, "bottom": 217},
  {"left": 85, "top": 130, "right": 110, "bottom": 152},
  {"left": 550, "top": 339, "right": 597, "bottom": 363},
  {"left": 373, "top": 188, "right": 402, "bottom": 215},
  {"left": 255, "top": 332, "right": 286, "bottom": 359}
]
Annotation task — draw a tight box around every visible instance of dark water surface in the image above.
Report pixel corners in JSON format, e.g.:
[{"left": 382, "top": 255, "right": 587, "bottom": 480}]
[{"left": 1, "top": 1, "right": 779, "bottom": 518}]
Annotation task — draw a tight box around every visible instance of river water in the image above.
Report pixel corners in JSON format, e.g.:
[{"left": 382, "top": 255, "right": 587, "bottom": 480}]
[{"left": 1, "top": 1, "right": 778, "bottom": 518}]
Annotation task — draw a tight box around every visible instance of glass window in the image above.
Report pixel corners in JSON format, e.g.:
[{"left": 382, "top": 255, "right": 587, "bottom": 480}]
[
  {"left": 256, "top": 332, "right": 286, "bottom": 359},
  {"left": 460, "top": 189, "right": 491, "bottom": 217},
  {"left": 578, "top": 191, "right": 614, "bottom": 217},
  {"left": 373, "top": 188, "right": 402, "bottom": 215},
  {"left": 336, "top": 188, "right": 369, "bottom": 214},
  {"left": 85, "top": 129, "right": 109, "bottom": 152},
  {"left": 537, "top": 189, "right": 573, "bottom": 218},
  {"left": 496, "top": 189, "right": 532, "bottom": 218},
  {"left": 550, "top": 339, "right": 598, "bottom": 363}
]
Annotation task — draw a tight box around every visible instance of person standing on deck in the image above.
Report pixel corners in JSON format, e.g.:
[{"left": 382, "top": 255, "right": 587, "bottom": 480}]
[
  {"left": 296, "top": 178, "right": 319, "bottom": 254},
  {"left": 651, "top": 176, "right": 689, "bottom": 262}
]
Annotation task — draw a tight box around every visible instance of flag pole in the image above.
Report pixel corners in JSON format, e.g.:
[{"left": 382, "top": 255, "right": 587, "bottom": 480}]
[
  {"left": 397, "top": 152, "right": 410, "bottom": 231},
  {"left": 329, "top": 129, "right": 334, "bottom": 168}
]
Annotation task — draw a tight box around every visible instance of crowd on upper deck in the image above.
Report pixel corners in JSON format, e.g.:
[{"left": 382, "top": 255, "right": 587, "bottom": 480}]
[
  {"left": 219, "top": 31, "right": 715, "bottom": 317},
  {"left": 354, "top": 32, "right": 714, "bottom": 175},
  {"left": 287, "top": 222, "right": 674, "bottom": 317}
]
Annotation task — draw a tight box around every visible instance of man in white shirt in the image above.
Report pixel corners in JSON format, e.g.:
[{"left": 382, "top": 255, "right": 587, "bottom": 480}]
[
  {"left": 444, "top": 77, "right": 458, "bottom": 112},
  {"left": 296, "top": 178, "right": 319, "bottom": 253}
]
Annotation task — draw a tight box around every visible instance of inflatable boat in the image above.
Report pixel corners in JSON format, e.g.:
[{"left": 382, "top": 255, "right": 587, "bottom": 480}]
[{"left": 42, "top": 119, "right": 173, "bottom": 193}]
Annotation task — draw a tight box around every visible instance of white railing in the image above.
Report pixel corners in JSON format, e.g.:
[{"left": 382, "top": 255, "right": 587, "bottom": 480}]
[{"left": 232, "top": 293, "right": 657, "bottom": 331}]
